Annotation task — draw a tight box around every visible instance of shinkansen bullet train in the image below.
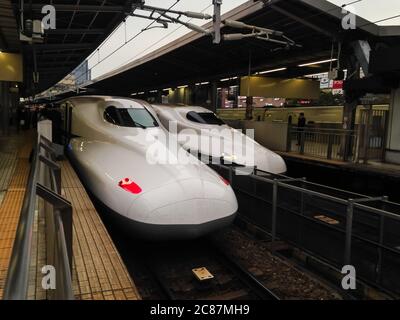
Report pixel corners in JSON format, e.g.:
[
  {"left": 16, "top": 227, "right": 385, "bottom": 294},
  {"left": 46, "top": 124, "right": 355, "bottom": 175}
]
[
  {"left": 149, "top": 104, "right": 287, "bottom": 174},
  {"left": 57, "top": 96, "right": 238, "bottom": 239}
]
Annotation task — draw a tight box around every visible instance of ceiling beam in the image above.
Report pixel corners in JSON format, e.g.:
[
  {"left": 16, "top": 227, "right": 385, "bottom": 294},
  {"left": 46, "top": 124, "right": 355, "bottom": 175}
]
[
  {"left": 44, "top": 28, "right": 106, "bottom": 35},
  {"left": 26, "top": 4, "right": 126, "bottom": 13},
  {"left": 0, "top": 27, "right": 9, "bottom": 49},
  {"left": 34, "top": 43, "right": 93, "bottom": 51},
  {"left": 270, "top": 4, "right": 337, "bottom": 39},
  {"left": 37, "top": 52, "right": 84, "bottom": 58}
]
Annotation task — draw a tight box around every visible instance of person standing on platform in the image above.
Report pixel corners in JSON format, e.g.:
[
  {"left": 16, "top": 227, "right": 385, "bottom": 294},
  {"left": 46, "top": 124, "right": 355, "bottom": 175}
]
[
  {"left": 297, "top": 112, "right": 306, "bottom": 146},
  {"left": 16, "top": 106, "right": 23, "bottom": 133}
]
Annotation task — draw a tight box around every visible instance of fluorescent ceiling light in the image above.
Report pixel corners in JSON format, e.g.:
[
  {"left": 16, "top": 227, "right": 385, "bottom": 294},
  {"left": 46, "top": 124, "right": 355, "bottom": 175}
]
[
  {"left": 138, "top": 91, "right": 145, "bottom": 94},
  {"left": 177, "top": 85, "right": 188, "bottom": 89},
  {"left": 131, "top": 93, "right": 137, "bottom": 96},
  {"left": 258, "top": 67, "right": 287, "bottom": 75},
  {"left": 298, "top": 59, "right": 337, "bottom": 67},
  {"left": 220, "top": 77, "right": 238, "bottom": 82}
]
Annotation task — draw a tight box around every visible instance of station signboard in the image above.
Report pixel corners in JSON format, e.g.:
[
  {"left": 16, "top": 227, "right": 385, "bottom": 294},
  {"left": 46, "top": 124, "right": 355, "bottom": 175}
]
[
  {"left": 240, "top": 76, "right": 320, "bottom": 99},
  {"left": 0, "top": 52, "right": 23, "bottom": 82}
]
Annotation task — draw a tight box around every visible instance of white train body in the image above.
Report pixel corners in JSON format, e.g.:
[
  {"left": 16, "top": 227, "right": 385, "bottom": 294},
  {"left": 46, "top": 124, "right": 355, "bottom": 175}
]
[
  {"left": 150, "top": 105, "right": 287, "bottom": 174},
  {"left": 59, "top": 96, "right": 238, "bottom": 239}
]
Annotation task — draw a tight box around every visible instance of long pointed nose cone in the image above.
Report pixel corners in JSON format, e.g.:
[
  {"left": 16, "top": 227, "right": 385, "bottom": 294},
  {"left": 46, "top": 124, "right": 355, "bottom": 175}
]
[{"left": 126, "top": 174, "right": 238, "bottom": 239}]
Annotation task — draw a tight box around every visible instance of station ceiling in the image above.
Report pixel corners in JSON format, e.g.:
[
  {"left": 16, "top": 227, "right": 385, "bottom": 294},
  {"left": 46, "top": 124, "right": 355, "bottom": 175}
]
[
  {"left": 9, "top": 0, "right": 141, "bottom": 95},
  {"left": 0, "top": 0, "right": 20, "bottom": 53},
  {"left": 88, "top": 0, "right": 400, "bottom": 96}
]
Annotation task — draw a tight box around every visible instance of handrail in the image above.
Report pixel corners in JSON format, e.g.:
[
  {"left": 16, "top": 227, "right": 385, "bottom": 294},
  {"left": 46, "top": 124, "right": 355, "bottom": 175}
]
[
  {"left": 290, "top": 126, "right": 357, "bottom": 133},
  {"left": 3, "top": 133, "right": 73, "bottom": 300}
]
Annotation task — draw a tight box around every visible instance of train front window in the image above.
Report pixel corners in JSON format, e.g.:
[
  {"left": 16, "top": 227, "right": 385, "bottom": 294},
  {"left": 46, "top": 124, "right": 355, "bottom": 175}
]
[
  {"left": 186, "top": 111, "right": 225, "bottom": 125},
  {"left": 104, "top": 106, "right": 158, "bottom": 128},
  {"left": 104, "top": 106, "right": 120, "bottom": 125}
]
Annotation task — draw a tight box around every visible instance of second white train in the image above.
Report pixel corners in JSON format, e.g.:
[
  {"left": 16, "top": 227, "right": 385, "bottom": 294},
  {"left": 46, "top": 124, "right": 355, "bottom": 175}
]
[{"left": 150, "top": 104, "right": 287, "bottom": 174}]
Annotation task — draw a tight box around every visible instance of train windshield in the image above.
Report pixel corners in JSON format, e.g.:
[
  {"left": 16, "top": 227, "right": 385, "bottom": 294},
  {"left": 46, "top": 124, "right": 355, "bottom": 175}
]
[
  {"left": 186, "top": 111, "right": 225, "bottom": 125},
  {"left": 104, "top": 106, "right": 158, "bottom": 128}
]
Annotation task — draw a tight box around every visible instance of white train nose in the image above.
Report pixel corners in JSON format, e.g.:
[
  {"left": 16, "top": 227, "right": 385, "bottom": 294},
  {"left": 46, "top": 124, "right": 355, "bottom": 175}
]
[
  {"left": 126, "top": 177, "right": 238, "bottom": 226},
  {"left": 254, "top": 147, "right": 287, "bottom": 174}
]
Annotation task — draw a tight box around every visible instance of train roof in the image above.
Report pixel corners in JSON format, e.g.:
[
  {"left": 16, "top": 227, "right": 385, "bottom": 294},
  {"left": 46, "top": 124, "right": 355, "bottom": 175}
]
[
  {"left": 152, "top": 104, "right": 214, "bottom": 114},
  {"left": 60, "top": 95, "right": 149, "bottom": 109}
]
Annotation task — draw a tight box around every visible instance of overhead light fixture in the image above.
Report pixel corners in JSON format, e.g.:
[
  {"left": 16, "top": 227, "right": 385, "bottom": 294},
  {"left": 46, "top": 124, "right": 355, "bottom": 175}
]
[
  {"left": 138, "top": 91, "right": 145, "bottom": 95},
  {"left": 195, "top": 82, "right": 210, "bottom": 86},
  {"left": 298, "top": 59, "right": 337, "bottom": 67},
  {"left": 220, "top": 77, "right": 238, "bottom": 82},
  {"left": 131, "top": 93, "right": 138, "bottom": 96},
  {"left": 177, "top": 85, "right": 188, "bottom": 89},
  {"left": 149, "top": 90, "right": 158, "bottom": 93},
  {"left": 163, "top": 88, "right": 172, "bottom": 91},
  {"left": 258, "top": 67, "right": 287, "bottom": 75}
]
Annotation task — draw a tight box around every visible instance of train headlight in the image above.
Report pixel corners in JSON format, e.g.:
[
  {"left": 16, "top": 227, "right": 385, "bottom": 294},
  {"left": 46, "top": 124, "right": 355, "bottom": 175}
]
[
  {"left": 222, "top": 154, "right": 237, "bottom": 162},
  {"left": 118, "top": 178, "right": 142, "bottom": 194}
]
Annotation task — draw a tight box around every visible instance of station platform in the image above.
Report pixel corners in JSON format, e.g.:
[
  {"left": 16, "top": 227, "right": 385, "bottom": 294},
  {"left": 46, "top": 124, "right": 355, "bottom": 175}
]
[
  {"left": 278, "top": 151, "right": 400, "bottom": 178},
  {"left": 0, "top": 132, "right": 32, "bottom": 299},
  {"left": 0, "top": 131, "right": 141, "bottom": 300},
  {"left": 277, "top": 151, "right": 400, "bottom": 199}
]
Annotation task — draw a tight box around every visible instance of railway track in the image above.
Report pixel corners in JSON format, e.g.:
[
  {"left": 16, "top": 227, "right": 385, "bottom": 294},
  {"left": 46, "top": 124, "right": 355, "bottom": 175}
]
[{"left": 138, "top": 239, "right": 280, "bottom": 300}]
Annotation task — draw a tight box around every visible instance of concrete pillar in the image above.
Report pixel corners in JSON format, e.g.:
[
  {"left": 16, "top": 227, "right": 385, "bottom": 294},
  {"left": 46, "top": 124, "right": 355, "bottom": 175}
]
[
  {"left": 342, "top": 55, "right": 361, "bottom": 160},
  {"left": 156, "top": 90, "right": 163, "bottom": 104},
  {"left": 245, "top": 96, "right": 254, "bottom": 120},
  {"left": 38, "top": 119, "right": 53, "bottom": 142},
  {"left": 385, "top": 87, "right": 400, "bottom": 164},
  {"left": 0, "top": 81, "right": 11, "bottom": 135},
  {"left": 210, "top": 82, "right": 218, "bottom": 113}
]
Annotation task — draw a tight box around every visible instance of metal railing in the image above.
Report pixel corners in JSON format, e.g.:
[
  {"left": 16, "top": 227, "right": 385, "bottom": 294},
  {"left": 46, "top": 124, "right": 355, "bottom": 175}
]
[
  {"left": 287, "top": 126, "right": 359, "bottom": 162},
  {"left": 3, "top": 135, "right": 73, "bottom": 300},
  {"left": 211, "top": 163, "right": 400, "bottom": 295},
  {"left": 357, "top": 108, "right": 388, "bottom": 164}
]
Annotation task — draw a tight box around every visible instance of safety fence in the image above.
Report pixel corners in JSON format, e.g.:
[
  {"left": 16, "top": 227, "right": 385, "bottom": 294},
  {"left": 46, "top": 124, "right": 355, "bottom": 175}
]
[
  {"left": 211, "top": 163, "right": 400, "bottom": 295},
  {"left": 287, "top": 127, "right": 359, "bottom": 162},
  {"left": 3, "top": 134, "right": 73, "bottom": 300},
  {"left": 286, "top": 108, "right": 388, "bottom": 163}
]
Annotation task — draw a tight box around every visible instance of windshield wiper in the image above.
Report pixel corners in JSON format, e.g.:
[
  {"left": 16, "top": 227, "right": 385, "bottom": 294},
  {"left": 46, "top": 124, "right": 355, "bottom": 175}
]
[{"left": 133, "top": 121, "right": 147, "bottom": 129}]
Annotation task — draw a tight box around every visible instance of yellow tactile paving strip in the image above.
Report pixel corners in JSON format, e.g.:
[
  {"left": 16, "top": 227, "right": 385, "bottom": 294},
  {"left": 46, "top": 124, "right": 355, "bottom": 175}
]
[
  {"left": 0, "top": 142, "right": 31, "bottom": 299},
  {"left": 61, "top": 161, "right": 141, "bottom": 300},
  {"left": 0, "top": 154, "right": 17, "bottom": 192}
]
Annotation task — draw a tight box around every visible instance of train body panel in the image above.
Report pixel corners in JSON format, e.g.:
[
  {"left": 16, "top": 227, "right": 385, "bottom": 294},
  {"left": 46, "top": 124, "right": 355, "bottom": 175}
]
[
  {"left": 60, "top": 96, "right": 238, "bottom": 239},
  {"left": 150, "top": 104, "right": 287, "bottom": 174}
]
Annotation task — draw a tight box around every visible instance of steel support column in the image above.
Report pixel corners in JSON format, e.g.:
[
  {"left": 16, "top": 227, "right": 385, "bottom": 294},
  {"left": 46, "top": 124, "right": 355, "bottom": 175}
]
[
  {"left": 342, "top": 54, "right": 360, "bottom": 161},
  {"left": 210, "top": 81, "right": 218, "bottom": 112},
  {"left": 0, "top": 81, "right": 10, "bottom": 135}
]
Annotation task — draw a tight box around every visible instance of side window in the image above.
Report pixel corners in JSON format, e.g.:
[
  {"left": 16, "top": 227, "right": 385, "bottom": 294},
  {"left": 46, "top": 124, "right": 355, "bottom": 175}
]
[
  {"left": 104, "top": 106, "right": 120, "bottom": 125},
  {"left": 186, "top": 111, "right": 204, "bottom": 123}
]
